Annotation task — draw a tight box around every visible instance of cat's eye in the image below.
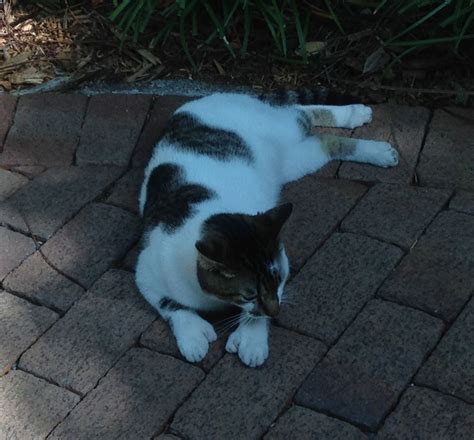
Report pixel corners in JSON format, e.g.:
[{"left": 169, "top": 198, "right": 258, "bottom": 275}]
[{"left": 241, "top": 290, "right": 257, "bottom": 301}]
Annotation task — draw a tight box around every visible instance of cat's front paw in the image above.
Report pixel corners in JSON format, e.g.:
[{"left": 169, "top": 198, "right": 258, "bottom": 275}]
[
  {"left": 226, "top": 329, "right": 269, "bottom": 367},
  {"left": 348, "top": 104, "right": 372, "bottom": 128},
  {"left": 176, "top": 319, "right": 217, "bottom": 363}
]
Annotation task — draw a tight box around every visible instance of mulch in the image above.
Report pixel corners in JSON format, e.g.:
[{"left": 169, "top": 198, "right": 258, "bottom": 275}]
[{"left": 1, "top": 1, "right": 473, "bottom": 107}]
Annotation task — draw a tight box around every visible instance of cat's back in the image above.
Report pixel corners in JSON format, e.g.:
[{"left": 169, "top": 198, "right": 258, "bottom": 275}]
[{"left": 140, "top": 93, "right": 282, "bottom": 218}]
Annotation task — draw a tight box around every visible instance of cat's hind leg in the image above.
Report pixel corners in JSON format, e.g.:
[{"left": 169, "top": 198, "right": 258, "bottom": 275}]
[
  {"left": 296, "top": 104, "right": 372, "bottom": 129},
  {"left": 319, "top": 134, "right": 399, "bottom": 167}
]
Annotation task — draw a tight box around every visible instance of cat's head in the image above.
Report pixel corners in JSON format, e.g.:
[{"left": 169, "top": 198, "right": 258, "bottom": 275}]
[{"left": 195, "top": 203, "right": 293, "bottom": 317}]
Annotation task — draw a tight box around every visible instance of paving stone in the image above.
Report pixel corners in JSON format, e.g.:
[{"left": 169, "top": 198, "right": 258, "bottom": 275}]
[
  {"left": 339, "top": 105, "right": 430, "bottom": 183},
  {"left": 0, "top": 226, "right": 35, "bottom": 280},
  {"left": 281, "top": 177, "right": 367, "bottom": 273},
  {"left": 0, "top": 166, "right": 123, "bottom": 240},
  {"left": 416, "top": 297, "right": 474, "bottom": 403},
  {"left": 171, "top": 327, "right": 326, "bottom": 440},
  {"left": 278, "top": 233, "right": 403, "bottom": 344},
  {"left": 0, "top": 370, "right": 79, "bottom": 439},
  {"left": 295, "top": 300, "right": 444, "bottom": 430},
  {"left": 76, "top": 95, "right": 151, "bottom": 166},
  {"left": 450, "top": 190, "right": 474, "bottom": 215},
  {"left": 0, "top": 291, "right": 58, "bottom": 376},
  {"left": 0, "top": 169, "right": 28, "bottom": 201},
  {"left": 418, "top": 108, "right": 474, "bottom": 190},
  {"left": 140, "top": 318, "right": 226, "bottom": 372},
  {"left": 39, "top": 203, "right": 140, "bottom": 289},
  {"left": 121, "top": 243, "right": 140, "bottom": 271},
  {"left": 342, "top": 183, "right": 451, "bottom": 249},
  {"left": 155, "top": 435, "right": 182, "bottom": 440},
  {"left": 0, "top": 93, "right": 88, "bottom": 166},
  {"left": 132, "top": 95, "right": 194, "bottom": 167},
  {"left": 50, "top": 348, "right": 203, "bottom": 439},
  {"left": 19, "top": 270, "right": 156, "bottom": 394},
  {"left": 3, "top": 251, "right": 85, "bottom": 312},
  {"left": 0, "top": 95, "right": 16, "bottom": 150},
  {"left": 10, "top": 165, "right": 46, "bottom": 179},
  {"left": 106, "top": 167, "right": 143, "bottom": 213},
  {"left": 378, "top": 386, "right": 474, "bottom": 440},
  {"left": 264, "top": 406, "right": 368, "bottom": 440},
  {"left": 379, "top": 210, "right": 474, "bottom": 321}
]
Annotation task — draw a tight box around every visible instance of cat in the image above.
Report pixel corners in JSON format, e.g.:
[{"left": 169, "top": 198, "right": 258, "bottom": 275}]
[{"left": 135, "top": 90, "right": 399, "bottom": 367}]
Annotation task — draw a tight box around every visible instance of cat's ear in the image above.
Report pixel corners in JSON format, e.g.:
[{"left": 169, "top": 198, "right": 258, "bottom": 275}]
[
  {"left": 195, "top": 239, "right": 227, "bottom": 270},
  {"left": 261, "top": 203, "right": 293, "bottom": 236}
]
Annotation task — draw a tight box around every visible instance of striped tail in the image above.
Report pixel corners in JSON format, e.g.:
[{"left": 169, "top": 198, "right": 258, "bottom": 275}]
[{"left": 257, "top": 87, "right": 358, "bottom": 106}]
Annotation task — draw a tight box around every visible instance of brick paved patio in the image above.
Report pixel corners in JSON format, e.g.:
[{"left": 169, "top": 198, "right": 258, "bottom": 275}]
[{"left": 0, "top": 93, "right": 473, "bottom": 439}]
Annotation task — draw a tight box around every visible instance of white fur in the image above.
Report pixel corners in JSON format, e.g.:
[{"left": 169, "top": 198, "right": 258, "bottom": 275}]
[{"left": 136, "top": 93, "right": 397, "bottom": 367}]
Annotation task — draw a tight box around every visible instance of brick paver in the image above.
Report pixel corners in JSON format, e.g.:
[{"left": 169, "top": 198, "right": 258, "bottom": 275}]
[
  {"left": 378, "top": 387, "right": 474, "bottom": 439},
  {"left": 0, "top": 94, "right": 88, "bottom": 166},
  {"left": 295, "top": 300, "right": 443, "bottom": 430},
  {"left": 140, "top": 318, "right": 226, "bottom": 372},
  {"left": 50, "top": 348, "right": 204, "bottom": 439},
  {"left": 1, "top": 93, "right": 472, "bottom": 439},
  {"left": 416, "top": 297, "right": 474, "bottom": 403},
  {"left": 0, "top": 226, "right": 36, "bottom": 280},
  {"left": 339, "top": 104, "right": 430, "bottom": 183},
  {"left": 278, "top": 233, "right": 403, "bottom": 344},
  {"left": 132, "top": 95, "right": 193, "bottom": 167},
  {"left": 379, "top": 210, "right": 474, "bottom": 321},
  {"left": 171, "top": 327, "right": 326, "bottom": 440},
  {"left": 450, "top": 189, "right": 474, "bottom": 215},
  {"left": 0, "top": 94, "right": 16, "bottom": 149},
  {"left": 281, "top": 177, "right": 367, "bottom": 273},
  {"left": 39, "top": 203, "right": 140, "bottom": 288},
  {"left": 0, "top": 166, "right": 123, "bottom": 240},
  {"left": 76, "top": 95, "right": 151, "bottom": 166},
  {"left": 0, "top": 169, "right": 28, "bottom": 201},
  {"left": 3, "top": 251, "right": 85, "bottom": 312},
  {"left": 418, "top": 108, "right": 474, "bottom": 191},
  {"left": 106, "top": 167, "right": 143, "bottom": 213},
  {"left": 0, "top": 370, "right": 80, "bottom": 439},
  {"left": 0, "top": 291, "right": 58, "bottom": 375},
  {"left": 19, "top": 270, "right": 155, "bottom": 394},
  {"left": 342, "top": 183, "right": 451, "bottom": 249},
  {"left": 264, "top": 406, "right": 368, "bottom": 439}
]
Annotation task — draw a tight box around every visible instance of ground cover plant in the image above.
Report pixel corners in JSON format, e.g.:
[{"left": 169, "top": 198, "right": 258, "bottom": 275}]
[{"left": 1, "top": 1, "right": 472, "bottom": 105}]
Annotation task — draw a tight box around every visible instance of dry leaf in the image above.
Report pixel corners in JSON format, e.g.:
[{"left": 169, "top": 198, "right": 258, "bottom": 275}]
[
  {"left": 363, "top": 47, "right": 390, "bottom": 74},
  {"left": 0, "top": 80, "right": 12, "bottom": 91},
  {"left": 9, "top": 67, "right": 49, "bottom": 85},
  {"left": 213, "top": 59, "right": 225, "bottom": 75},
  {"left": 305, "top": 41, "right": 326, "bottom": 54},
  {"left": 0, "top": 51, "right": 32, "bottom": 70},
  {"left": 137, "top": 49, "right": 161, "bottom": 65}
]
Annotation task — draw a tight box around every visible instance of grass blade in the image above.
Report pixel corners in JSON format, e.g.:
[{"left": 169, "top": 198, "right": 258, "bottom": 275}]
[
  {"left": 388, "top": 0, "right": 451, "bottom": 44},
  {"left": 325, "top": 0, "right": 345, "bottom": 34}
]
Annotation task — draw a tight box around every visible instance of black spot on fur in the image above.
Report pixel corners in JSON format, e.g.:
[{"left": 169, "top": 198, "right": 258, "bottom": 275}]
[
  {"left": 162, "top": 112, "right": 253, "bottom": 163},
  {"left": 159, "top": 297, "right": 188, "bottom": 312},
  {"left": 144, "top": 163, "right": 215, "bottom": 233},
  {"left": 297, "top": 111, "right": 313, "bottom": 137}
]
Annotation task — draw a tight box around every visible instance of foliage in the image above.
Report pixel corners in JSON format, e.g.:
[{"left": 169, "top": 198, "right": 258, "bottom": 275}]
[{"left": 29, "top": 1, "right": 474, "bottom": 68}]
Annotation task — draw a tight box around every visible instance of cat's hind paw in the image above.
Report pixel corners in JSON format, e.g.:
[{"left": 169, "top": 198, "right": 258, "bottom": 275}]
[
  {"left": 372, "top": 142, "right": 399, "bottom": 167},
  {"left": 348, "top": 104, "right": 372, "bottom": 129}
]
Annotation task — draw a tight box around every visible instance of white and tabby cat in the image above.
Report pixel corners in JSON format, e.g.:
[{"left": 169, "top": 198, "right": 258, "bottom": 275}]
[{"left": 136, "top": 90, "right": 399, "bottom": 367}]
